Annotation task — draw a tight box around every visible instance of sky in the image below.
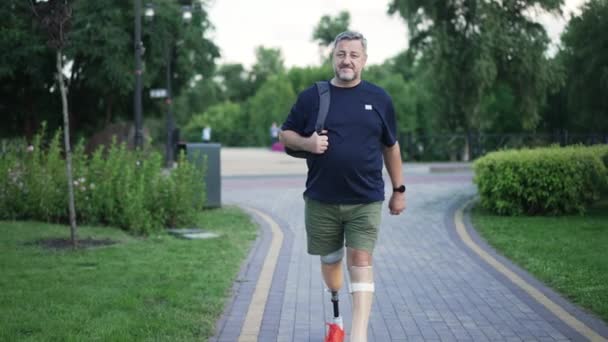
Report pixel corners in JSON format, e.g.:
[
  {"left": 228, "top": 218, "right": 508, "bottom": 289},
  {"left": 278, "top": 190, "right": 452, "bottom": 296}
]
[{"left": 206, "top": 0, "right": 587, "bottom": 69}]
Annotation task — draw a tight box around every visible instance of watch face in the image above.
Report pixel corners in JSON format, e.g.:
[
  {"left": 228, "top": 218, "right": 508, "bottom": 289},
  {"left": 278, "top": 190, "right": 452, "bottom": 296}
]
[{"left": 394, "top": 185, "right": 406, "bottom": 193}]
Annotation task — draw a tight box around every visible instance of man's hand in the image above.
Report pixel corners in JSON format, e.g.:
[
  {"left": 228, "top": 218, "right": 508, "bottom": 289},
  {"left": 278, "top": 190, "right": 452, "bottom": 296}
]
[
  {"left": 306, "top": 130, "right": 329, "bottom": 154},
  {"left": 388, "top": 192, "right": 406, "bottom": 215}
]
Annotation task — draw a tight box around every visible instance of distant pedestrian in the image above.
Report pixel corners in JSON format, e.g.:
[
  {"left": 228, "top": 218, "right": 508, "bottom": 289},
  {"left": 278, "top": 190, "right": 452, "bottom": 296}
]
[
  {"left": 270, "top": 122, "right": 280, "bottom": 144},
  {"left": 202, "top": 125, "right": 211, "bottom": 142}
]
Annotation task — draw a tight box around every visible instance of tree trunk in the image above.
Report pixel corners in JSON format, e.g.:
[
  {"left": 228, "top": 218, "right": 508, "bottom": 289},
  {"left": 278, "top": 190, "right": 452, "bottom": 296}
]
[
  {"left": 104, "top": 95, "right": 114, "bottom": 126},
  {"left": 56, "top": 49, "right": 78, "bottom": 248}
]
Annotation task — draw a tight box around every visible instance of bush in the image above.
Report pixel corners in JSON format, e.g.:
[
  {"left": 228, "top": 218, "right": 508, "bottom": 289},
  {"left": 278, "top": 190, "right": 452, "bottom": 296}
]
[
  {"left": 0, "top": 125, "right": 66, "bottom": 222},
  {"left": 0, "top": 128, "right": 206, "bottom": 234},
  {"left": 473, "top": 145, "right": 608, "bottom": 215}
]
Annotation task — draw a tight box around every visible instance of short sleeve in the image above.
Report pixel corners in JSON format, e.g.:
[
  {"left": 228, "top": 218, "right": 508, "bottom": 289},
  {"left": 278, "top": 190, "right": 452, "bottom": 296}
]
[
  {"left": 281, "top": 94, "right": 307, "bottom": 135},
  {"left": 381, "top": 96, "right": 397, "bottom": 147}
]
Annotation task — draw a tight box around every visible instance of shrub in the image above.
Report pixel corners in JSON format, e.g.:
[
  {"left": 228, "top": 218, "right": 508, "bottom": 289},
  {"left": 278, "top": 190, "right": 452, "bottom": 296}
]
[
  {"left": 0, "top": 127, "right": 66, "bottom": 222},
  {"left": 474, "top": 145, "right": 608, "bottom": 215},
  {"left": 0, "top": 128, "right": 207, "bottom": 234}
]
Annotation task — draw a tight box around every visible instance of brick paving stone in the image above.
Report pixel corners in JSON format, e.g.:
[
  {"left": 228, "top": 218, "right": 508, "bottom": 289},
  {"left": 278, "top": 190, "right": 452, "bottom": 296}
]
[{"left": 210, "top": 165, "right": 608, "bottom": 341}]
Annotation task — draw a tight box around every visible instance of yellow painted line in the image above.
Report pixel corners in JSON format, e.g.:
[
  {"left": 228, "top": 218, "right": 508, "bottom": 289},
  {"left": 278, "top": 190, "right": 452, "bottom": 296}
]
[
  {"left": 238, "top": 207, "right": 284, "bottom": 342},
  {"left": 455, "top": 200, "right": 607, "bottom": 342}
]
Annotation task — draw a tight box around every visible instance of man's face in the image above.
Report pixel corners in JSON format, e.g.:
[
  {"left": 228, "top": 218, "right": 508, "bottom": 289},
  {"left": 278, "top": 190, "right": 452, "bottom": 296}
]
[{"left": 332, "top": 39, "right": 367, "bottom": 84}]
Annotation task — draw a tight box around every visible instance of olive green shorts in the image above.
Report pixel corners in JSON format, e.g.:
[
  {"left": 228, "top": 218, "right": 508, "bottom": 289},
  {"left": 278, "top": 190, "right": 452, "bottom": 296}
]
[{"left": 304, "top": 197, "right": 383, "bottom": 256}]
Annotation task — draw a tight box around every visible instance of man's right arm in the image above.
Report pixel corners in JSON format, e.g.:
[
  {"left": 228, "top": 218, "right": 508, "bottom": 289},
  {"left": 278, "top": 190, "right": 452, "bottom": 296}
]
[{"left": 279, "top": 130, "right": 329, "bottom": 154}]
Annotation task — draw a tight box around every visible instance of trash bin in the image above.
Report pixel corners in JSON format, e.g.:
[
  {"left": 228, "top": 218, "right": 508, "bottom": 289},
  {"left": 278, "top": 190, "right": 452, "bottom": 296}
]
[{"left": 185, "top": 143, "right": 221, "bottom": 208}]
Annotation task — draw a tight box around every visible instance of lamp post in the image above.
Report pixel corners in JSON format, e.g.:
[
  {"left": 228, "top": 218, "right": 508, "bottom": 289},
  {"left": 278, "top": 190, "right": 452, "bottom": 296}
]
[
  {"left": 165, "top": 6, "right": 192, "bottom": 168},
  {"left": 164, "top": 4, "right": 192, "bottom": 167},
  {"left": 165, "top": 45, "right": 175, "bottom": 167},
  {"left": 133, "top": 1, "right": 155, "bottom": 150},
  {"left": 133, "top": 0, "right": 144, "bottom": 149},
  {"left": 136, "top": 1, "right": 192, "bottom": 161}
]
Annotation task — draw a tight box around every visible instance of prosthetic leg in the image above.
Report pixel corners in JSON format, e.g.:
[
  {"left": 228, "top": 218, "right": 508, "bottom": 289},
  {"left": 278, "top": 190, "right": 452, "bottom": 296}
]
[
  {"left": 348, "top": 266, "right": 374, "bottom": 342},
  {"left": 324, "top": 290, "right": 344, "bottom": 342},
  {"left": 321, "top": 249, "right": 345, "bottom": 342}
]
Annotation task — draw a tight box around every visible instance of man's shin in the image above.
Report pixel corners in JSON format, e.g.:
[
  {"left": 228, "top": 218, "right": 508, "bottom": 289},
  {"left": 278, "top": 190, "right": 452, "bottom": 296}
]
[{"left": 349, "top": 266, "right": 374, "bottom": 342}]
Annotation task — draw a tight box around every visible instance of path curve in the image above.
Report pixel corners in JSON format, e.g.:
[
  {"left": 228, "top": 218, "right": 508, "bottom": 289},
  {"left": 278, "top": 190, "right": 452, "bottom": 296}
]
[{"left": 210, "top": 149, "right": 607, "bottom": 341}]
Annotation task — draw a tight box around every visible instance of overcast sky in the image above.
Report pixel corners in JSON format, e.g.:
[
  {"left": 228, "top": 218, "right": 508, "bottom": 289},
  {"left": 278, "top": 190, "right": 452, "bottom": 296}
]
[{"left": 206, "top": 0, "right": 587, "bottom": 69}]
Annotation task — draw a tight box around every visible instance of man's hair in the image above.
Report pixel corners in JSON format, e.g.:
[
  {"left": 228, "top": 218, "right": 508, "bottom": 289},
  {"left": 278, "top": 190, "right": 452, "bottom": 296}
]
[{"left": 332, "top": 31, "right": 367, "bottom": 55}]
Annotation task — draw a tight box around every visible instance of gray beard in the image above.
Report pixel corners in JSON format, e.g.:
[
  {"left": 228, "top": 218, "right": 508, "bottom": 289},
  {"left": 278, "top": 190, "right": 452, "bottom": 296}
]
[{"left": 334, "top": 67, "right": 357, "bottom": 82}]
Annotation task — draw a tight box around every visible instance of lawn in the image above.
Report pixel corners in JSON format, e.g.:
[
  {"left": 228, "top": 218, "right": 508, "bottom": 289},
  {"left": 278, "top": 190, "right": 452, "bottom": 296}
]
[
  {"left": 471, "top": 200, "right": 608, "bottom": 323},
  {"left": 0, "top": 206, "right": 257, "bottom": 341}
]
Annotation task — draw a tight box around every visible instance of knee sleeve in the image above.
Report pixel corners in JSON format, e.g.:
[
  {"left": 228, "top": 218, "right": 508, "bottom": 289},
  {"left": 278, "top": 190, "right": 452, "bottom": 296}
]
[
  {"left": 320, "top": 247, "right": 344, "bottom": 264},
  {"left": 349, "top": 266, "right": 374, "bottom": 342},
  {"left": 348, "top": 266, "right": 374, "bottom": 293}
]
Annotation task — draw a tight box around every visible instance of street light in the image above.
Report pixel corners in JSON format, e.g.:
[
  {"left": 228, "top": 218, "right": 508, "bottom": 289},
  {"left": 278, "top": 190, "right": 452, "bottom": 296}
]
[
  {"left": 182, "top": 6, "right": 192, "bottom": 22},
  {"left": 164, "top": 4, "right": 196, "bottom": 167},
  {"left": 144, "top": 3, "right": 155, "bottom": 19},
  {"left": 133, "top": 1, "right": 156, "bottom": 150},
  {"left": 133, "top": 0, "right": 144, "bottom": 149},
  {"left": 138, "top": 2, "right": 193, "bottom": 166}
]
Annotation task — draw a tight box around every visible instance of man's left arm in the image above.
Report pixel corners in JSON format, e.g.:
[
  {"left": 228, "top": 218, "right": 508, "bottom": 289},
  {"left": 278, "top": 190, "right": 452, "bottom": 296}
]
[{"left": 383, "top": 142, "right": 406, "bottom": 215}]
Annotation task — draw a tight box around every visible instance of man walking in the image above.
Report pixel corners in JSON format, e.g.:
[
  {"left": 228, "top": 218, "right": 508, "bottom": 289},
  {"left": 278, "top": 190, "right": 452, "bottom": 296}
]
[{"left": 279, "top": 31, "right": 406, "bottom": 342}]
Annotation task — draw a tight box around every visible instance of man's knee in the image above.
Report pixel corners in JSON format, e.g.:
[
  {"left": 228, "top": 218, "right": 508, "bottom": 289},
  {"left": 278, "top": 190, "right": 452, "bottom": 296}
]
[{"left": 348, "top": 248, "right": 372, "bottom": 267}]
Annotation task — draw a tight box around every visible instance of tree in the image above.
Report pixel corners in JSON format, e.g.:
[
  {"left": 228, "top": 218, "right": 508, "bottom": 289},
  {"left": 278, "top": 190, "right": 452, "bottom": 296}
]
[
  {"left": 312, "top": 11, "right": 350, "bottom": 47},
  {"left": 558, "top": 0, "right": 608, "bottom": 133},
  {"left": 215, "top": 63, "right": 254, "bottom": 102},
  {"left": 31, "top": 0, "right": 78, "bottom": 248},
  {"left": 1, "top": 0, "right": 219, "bottom": 140},
  {"left": 312, "top": 11, "right": 350, "bottom": 62},
  {"left": 185, "top": 102, "right": 244, "bottom": 145},
  {"left": 388, "top": 0, "right": 563, "bottom": 134},
  {"left": 0, "top": 1, "right": 60, "bottom": 138},
  {"left": 250, "top": 46, "right": 285, "bottom": 91},
  {"left": 173, "top": 77, "right": 223, "bottom": 127},
  {"left": 286, "top": 64, "right": 333, "bottom": 93},
  {"left": 246, "top": 74, "right": 296, "bottom": 145}
]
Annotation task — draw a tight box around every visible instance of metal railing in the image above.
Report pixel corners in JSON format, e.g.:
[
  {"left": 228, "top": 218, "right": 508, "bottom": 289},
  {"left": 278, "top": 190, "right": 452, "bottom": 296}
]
[{"left": 400, "top": 132, "right": 608, "bottom": 161}]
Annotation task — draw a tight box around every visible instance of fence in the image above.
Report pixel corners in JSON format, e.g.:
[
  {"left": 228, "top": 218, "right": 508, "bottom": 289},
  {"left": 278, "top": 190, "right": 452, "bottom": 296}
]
[{"left": 400, "top": 132, "right": 608, "bottom": 161}]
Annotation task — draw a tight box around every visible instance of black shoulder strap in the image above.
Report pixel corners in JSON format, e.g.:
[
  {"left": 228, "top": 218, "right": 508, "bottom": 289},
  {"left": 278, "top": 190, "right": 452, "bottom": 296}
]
[{"left": 314, "top": 81, "right": 330, "bottom": 133}]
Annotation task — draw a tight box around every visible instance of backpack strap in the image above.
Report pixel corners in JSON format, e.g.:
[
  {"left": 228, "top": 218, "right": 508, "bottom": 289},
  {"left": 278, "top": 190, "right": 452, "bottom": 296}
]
[{"left": 314, "top": 81, "right": 330, "bottom": 134}]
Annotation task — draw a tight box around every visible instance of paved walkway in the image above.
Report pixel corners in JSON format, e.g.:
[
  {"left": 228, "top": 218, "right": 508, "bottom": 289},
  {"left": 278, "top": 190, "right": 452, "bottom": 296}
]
[{"left": 211, "top": 148, "right": 608, "bottom": 342}]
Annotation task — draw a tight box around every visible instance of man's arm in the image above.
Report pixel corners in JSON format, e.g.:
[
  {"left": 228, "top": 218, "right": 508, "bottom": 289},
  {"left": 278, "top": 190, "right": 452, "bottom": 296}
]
[
  {"left": 279, "top": 129, "right": 329, "bottom": 154},
  {"left": 383, "top": 142, "right": 406, "bottom": 215}
]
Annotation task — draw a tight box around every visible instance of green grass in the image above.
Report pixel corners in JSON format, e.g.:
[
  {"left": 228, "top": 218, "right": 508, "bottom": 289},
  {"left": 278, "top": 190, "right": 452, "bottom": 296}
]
[
  {"left": 0, "top": 206, "right": 257, "bottom": 341},
  {"left": 472, "top": 200, "right": 608, "bottom": 323}
]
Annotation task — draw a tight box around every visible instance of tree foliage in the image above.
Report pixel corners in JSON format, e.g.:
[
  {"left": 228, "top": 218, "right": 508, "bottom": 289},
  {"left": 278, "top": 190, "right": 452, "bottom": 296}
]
[
  {"left": 388, "top": 0, "right": 563, "bottom": 133},
  {"left": 0, "top": 0, "right": 219, "bottom": 140},
  {"left": 558, "top": 0, "right": 608, "bottom": 133},
  {"left": 246, "top": 74, "right": 296, "bottom": 145},
  {"left": 312, "top": 11, "right": 350, "bottom": 47},
  {"left": 0, "top": 1, "right": 59, "bottom": 137},
  {"left": 250, "top": 46, "right": 286, "bottom": 91}
]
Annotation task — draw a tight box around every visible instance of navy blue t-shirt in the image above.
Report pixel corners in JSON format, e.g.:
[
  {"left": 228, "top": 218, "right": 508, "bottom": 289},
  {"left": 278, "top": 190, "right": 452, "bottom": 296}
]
[{"left": 282, "top": 80, "right": 397, "bottom": 204}]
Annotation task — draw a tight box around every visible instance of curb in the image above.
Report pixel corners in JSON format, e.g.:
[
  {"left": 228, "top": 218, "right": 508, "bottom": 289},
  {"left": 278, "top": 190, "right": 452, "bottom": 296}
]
[{"left": 449, "top": 198, "right": 608, "bottom": 341}]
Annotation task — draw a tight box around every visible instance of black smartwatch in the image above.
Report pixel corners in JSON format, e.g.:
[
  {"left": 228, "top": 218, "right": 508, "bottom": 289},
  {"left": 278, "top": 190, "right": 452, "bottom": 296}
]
[{"left": 393, "top": 185, "right": 406, "bottom": 193}]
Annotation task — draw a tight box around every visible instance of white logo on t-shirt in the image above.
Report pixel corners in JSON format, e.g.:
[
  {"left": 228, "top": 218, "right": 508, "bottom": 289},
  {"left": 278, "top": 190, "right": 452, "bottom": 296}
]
[{"left": 365, "top": 104, "right": 373, "bottom": 110}]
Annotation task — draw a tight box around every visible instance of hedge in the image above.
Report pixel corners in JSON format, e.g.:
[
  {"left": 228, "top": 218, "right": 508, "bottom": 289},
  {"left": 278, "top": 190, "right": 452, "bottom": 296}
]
[{"left": 473, "top": 145, "right": 608, "bottom": 215}]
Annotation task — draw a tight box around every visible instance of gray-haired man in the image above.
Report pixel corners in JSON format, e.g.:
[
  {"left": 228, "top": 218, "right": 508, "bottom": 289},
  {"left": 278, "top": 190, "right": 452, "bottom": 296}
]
[{"left": 280, "top": 31, "right": 407, "bottom": 342}]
